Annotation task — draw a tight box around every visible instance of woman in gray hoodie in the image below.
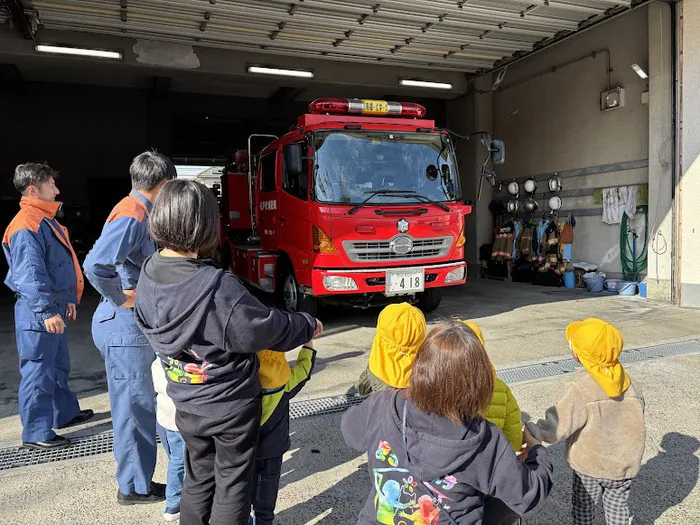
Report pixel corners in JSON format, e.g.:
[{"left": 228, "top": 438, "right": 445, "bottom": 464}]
[
  {"left": 135, "top": 180, "right": 320, "bottom": 525},
  {"left": 341, "top": 321, "right": 553, "bottom": 525}
]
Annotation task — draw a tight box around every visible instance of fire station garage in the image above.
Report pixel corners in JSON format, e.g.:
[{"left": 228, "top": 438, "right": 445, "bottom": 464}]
[{"left": 0, "top": 0, "right": 699, "bottom": 308}]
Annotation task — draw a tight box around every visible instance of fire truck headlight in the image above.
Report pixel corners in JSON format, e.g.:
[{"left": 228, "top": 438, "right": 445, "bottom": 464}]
[
  {"left": 322, "top": 276, "right": 359, "bottom": 291},
  {"left": 445, "top": 266, "right": 466, "bottom": 283}
]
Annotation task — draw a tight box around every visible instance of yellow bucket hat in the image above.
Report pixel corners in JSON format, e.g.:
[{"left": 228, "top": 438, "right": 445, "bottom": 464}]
[
  {"left": 368, "top": 303, "right": 426, "bottom": 389},
  {"left": 457, "top": 320, "right": 485, "bottom": 345},
  {"left": 566, "top": 318, "right": 630, "bottom": 398},
  {"left": 458, "top": 320, "right": 498, "bottom": 376},
  {"left": 257, "top": 350, "right": 292, "bottom": 390}
]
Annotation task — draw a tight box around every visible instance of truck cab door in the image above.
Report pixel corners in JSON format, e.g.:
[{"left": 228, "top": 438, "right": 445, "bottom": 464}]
[
  {"left": 258, "top": 149, "right": 280, "bottom": 251},
  {"left": 279, "top": 140, "right": 313, "bottom": 284}
]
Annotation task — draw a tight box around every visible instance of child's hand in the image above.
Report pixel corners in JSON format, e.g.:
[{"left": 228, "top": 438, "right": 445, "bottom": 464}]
[
  {"left": 313, "top": 319, "right": 323, "bottom": 338},
  {"left": 515, "top": 440, "right": 529, "bottom": 462},
  {"left": 523, "top": 425, "right": 542, "bottom": 449},
  {"left": 304, "top": 340, "right": 314, "bottom": 349}
]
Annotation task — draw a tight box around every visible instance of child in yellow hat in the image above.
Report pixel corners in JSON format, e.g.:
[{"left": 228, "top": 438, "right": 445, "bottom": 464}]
[
  {"left": 355, "top": 303, "right": 427, "bottom": 395},
  {"left": 461, "top": 321, "right": 525, "bottom": 525},
  {"left": 460, "top": 321, "right": 523, "bottom": 454},
  {"left": 527, "top": 318, "right": 645, "bottom": 525},
  {"left": 251, "top": 342, "right": 317, "bottom": 525}
]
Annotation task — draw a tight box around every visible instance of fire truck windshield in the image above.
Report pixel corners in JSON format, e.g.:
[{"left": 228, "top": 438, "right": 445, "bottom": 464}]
[{"left": 313, "top": 130, "right": 460, "bottom": 205}]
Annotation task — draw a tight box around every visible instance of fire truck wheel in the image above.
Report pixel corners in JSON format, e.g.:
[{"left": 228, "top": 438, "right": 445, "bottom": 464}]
[
  {"left": 417, "top": 289, "right": 442, "bottom": 314},
  {"left": 279, "top": 268, "right": 318, "bottom": 317}
]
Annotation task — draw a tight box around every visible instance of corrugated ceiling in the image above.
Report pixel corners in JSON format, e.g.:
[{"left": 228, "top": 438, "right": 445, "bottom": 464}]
[{"left": 19, "top": 0, "right": 632, "bottom": 72}]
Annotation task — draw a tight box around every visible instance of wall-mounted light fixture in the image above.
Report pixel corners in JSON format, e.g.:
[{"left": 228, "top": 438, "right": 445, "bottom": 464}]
[{"left": 631, "top": 63, "right": 648, "bottom": 80}]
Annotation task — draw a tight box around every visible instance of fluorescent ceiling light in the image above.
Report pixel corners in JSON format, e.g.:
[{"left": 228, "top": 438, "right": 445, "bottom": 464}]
[
  {"left": 248, "top": 65, "right": 313, "bottom": 78},
  {"left": 36, "top": 44, "right": 122, "bottom": 60},
  {"left": 400, "top": 79, "right": 453, "bottom": 90},
  {"left": 631, "top": 63, "right": 648, "bottom": 80}
]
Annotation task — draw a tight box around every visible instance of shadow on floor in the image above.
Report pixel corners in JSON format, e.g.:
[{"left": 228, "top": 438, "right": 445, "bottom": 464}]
[
  {"left": 629, "top": 432, "right": 700, "bottom": 525},
  {"left": 275, "top": 467, "right": 368, "bottom": 524},
  {"left": 527, "top": 432, "right": 700, "bottom": 524}
]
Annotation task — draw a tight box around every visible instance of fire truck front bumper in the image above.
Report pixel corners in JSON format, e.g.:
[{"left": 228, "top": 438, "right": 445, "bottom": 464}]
[{"left": 307, "top": 261, "right": 467, "bottom": 297}]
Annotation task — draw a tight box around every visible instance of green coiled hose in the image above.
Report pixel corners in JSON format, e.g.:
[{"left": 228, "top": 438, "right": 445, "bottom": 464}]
[{"left": 620, "top": 205, "right": 648, "bottom": 280}]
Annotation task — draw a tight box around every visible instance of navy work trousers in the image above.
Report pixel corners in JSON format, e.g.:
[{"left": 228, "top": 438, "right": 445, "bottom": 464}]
[
  {"left": 92, "top": 299, "right": 158, "bottom": 496},
  {"left": 15, "top": 298, "right": 80, "bottom": 443}
]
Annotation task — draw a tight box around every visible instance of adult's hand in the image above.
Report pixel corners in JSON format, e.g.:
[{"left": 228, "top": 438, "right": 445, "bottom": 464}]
[
  {"left": 44, "top": 314, "right": 66, "bottom": 334},
  {"left": 66, "top": 303, "right": 77, "bottom": 321},
  {"left": 121, "top": 289, "right": 136, "bottom": 309},
  {"left": 313, "top": 319, "right": 323, "bottom": 338}
]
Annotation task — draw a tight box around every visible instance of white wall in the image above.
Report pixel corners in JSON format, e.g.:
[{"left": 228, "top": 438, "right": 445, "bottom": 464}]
[
  {"left": 490, "top": 7, "right": 650, "bottom": 276},
  {"left": 679, "top": 0, "right": 700, "bottom": 307},
  {"left": 646, "top": 2, "right": 674, "bottom": 303}
]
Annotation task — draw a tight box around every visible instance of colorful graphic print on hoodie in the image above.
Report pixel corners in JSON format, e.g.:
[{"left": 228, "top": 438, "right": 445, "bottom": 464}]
[{"left": 373, "top": 439, "right": 456, "bottom": 525}]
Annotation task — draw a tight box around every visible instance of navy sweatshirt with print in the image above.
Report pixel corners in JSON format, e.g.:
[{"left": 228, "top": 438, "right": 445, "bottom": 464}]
[
  {"left": 341, "top": 390, "right": 553, "bottom": 525},
  {"left": 134, "top": 252, "right": 316, "bottom": 416}
]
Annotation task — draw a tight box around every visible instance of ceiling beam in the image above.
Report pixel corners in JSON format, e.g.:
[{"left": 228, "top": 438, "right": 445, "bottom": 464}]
[{"left": 2, "top": 0, "right": 34, "bottom": 39}]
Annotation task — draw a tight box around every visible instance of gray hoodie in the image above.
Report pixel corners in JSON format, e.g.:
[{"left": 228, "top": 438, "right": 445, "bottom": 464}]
[
  {"left": 135, "top": 252, "right": 315, "bottom": 416},
  {"left": 341, "top": 390, "right": 552, "bottom": 525}
]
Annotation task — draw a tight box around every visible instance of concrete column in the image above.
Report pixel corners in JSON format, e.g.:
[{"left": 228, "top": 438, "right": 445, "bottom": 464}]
[
  {"left": 472, "top": 76, "right": 496, "bottom": 270},
  {"left": 679, "top": 0, "right": 700, "bottom": 306},
  {"left": 446, "top": 75, "right": 494, "bottom": 277},
  {"left": 646, "top": 2, "right": 674, "bottom": 303}
]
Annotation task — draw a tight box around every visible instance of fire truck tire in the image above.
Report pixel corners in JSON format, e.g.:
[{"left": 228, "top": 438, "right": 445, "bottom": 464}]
[
  {"left": 417, "top": 289, "right": 442, "bottom": 314},
  {"left": 278, "top": 267, "right": 319, "bottom": 317}
]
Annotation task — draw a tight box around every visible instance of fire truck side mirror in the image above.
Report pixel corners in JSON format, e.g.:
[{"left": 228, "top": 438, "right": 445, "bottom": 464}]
[
  {"left": 284, "top": 143, "right": 304, "bottom": 177},
  {"left": 490, "top": 140, "right": 505, "bottom": 165}
]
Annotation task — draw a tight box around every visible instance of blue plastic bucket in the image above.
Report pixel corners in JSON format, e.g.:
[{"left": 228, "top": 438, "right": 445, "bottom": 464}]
[
  {"left": 563, "top": 272, "right": 575, "bottom": 289},
  {"left": 638, "top": 281, "right": 647, "bottom": 298},
  {"left": 584, "top": 274, "right": 605, "bottom": 293},
  {"left": 604, "top": 279, "right": 621, "bottom": 292},
  {"left": 618, "top": 281, "right": 638, "bottom": 296}
]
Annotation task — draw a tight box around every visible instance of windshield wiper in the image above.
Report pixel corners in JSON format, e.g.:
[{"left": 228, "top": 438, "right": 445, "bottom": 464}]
[
  {"left": 408, "top": 194, "right": 451, "bottom": 212},
  {"left": 347, "top": 190, "right": 418, "bottom": 215}
]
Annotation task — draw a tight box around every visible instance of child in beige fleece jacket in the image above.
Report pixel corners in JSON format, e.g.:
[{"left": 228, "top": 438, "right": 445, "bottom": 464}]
[{"left": 527, "top": 318, "right": 645, "bottom": 525}]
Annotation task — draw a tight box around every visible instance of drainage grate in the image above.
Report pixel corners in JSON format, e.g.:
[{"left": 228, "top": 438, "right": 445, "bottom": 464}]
[
  {"left": 0, "top": 432, "right": 115, "bottom": 472},
  {"left": 290, "top": 393, "right": 365, "bottom": 420},
  {"left": 1, "top": 338, "right": 698, "bottom": 473},
  {"left": 496, "top": 338, "right": 700, "bottom": 384}
]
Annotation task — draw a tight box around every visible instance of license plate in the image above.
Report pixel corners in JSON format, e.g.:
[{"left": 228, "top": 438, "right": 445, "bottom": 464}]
[{"left": 386, "top": 269, "right": 425, "bottom": 296}]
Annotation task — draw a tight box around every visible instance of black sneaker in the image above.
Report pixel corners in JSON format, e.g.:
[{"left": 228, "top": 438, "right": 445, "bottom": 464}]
[
  {"left": 117, "top": 483, "right": 167, "bottom": 505},
  {"left": 58, "top": 409, "right": 95, "bottom": 429},
  {"left": 22, "top": 435, "right": 71, "bottom": 450}
]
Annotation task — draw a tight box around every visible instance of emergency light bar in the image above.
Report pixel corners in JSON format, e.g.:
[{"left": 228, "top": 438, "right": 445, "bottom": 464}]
[{"left": 308, "top": 98, "right": 427, "bottom": 118}]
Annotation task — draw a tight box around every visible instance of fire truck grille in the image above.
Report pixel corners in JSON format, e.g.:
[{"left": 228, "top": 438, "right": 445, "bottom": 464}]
[{"left": 343, "top": 236, "right": 452, "bottom": 262}]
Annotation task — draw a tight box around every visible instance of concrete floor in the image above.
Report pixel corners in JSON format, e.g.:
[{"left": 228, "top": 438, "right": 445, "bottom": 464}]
[{"left": 1, "top": 279, "right": 700, "bottom": 524}]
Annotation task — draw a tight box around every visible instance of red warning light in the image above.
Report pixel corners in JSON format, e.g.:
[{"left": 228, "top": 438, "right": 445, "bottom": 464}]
[{"left": 308, "top": 98, "right": 427, "bottom": 118}]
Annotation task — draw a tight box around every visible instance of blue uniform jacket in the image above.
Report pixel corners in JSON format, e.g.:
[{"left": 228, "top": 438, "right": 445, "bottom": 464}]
[
  {"left": 84, "top": 191, "right": 155, "bottom": 307},
  {"left": 2, "top": 197, "right": 83, "bottom": 324}
]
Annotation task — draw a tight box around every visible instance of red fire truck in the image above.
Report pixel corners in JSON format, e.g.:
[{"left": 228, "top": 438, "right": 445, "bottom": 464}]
[{"left": 218, "top": 98, "right": 494, "bottom": 316}]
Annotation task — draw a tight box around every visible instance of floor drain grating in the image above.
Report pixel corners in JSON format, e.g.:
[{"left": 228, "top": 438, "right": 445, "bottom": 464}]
[
  {"left": 0, "top": 432, "right": 115, "bottom": 472},
  {"left": 1, "top": 338, "right": 698, "bottom": 473},
  {"left": 496, "top": 338, "right": 700, "bottom": 384}
]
